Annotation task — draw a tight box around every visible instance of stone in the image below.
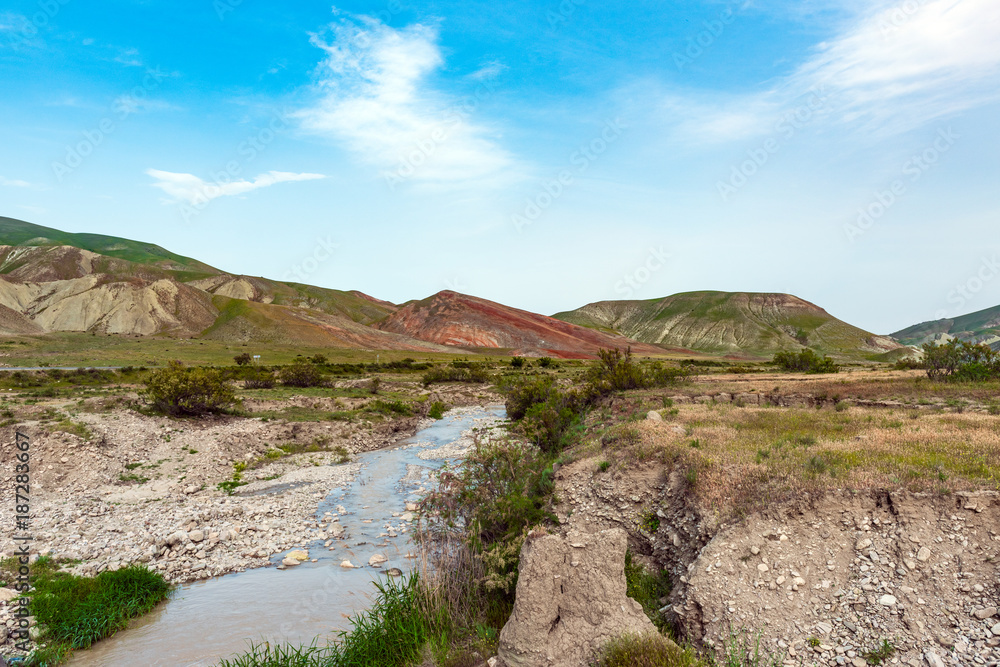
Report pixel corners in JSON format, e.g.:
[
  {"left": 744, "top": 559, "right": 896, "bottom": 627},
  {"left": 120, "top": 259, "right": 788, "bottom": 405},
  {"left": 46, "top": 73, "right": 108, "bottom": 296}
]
[
  {"left": 924, "top": 652, "right": 945, "bottom": 667},
  {"left": 757, "top": 564, "right": 769, "bottom": 573},
  {"left": 878, "top": 594, "right": 897, "bottom": 606},
  {"left": 991, "top": 621, "right": 1000, "bottom": 636},
  {"left": 340, "top": 560, "right": 355, "bottom": 569},
  {"left": 281, "top": 557, "right": 300, "bottom": 567},
  {"left": 856, "top": 538, "right": 872, "bottom": 550},
  {"left": 497, "top": 528, "right": 670, "bottom": 667},
  {"left": 646, "top": 410, "right": 663, "bottom": 422},
  {"left": 400, "top": 512, "right": 414, "bottom": 522},
  {"left": 369, "top": 554, "right": 388, "bottom": 567},
  {"left": 974, "top": 606, "right": 997, "bottom": 620},
  {"left": 189, "top": 530, "right": 205, "bottom": 543},
  {"left": 329, "top": 524, "right": 345, "bottom": 538},
  {"left": 0, "top": 588, "right": 19, "bottom": 602},
  {"left": 405, "top": 502, "right": 418, "bottom": 512},
  {"left": 917, "top": 546, "right": 931, "bottom": 561}
]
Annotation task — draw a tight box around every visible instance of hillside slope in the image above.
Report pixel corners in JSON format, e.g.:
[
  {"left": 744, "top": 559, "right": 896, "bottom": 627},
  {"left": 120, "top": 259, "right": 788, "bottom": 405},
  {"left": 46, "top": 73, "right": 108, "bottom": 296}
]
[
  {"left": 0, "top": 220, "right": 446, "bottom": 351},
  {"left": 553, "top": 291, "right": 901, "bottom": 359},
  {"left": 378, "top": 291, "right": 671, "bottom": 358},
  {"left": 892, "top": 304, "right": 1000, "bottom": 349}
]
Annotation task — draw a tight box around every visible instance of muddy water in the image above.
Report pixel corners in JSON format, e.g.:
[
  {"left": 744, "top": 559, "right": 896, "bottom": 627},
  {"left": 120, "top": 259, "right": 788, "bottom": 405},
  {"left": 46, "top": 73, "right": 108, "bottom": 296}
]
[{"left": 67, "top": 406, "right": 505, "bottom": 667}]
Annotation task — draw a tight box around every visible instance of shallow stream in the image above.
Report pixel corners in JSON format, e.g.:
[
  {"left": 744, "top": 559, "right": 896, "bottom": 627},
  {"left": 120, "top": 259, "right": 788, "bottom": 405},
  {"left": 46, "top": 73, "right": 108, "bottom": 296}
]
[{"left": 66, "top": 406, "right": 504, "bottom": 667}]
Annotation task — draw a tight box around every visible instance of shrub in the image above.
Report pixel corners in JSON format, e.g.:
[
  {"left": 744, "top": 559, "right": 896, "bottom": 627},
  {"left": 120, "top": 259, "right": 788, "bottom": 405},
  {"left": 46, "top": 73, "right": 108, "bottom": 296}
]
[
  {"left": 922, "top": 339, "right": 1000, "bottom": 382},
  {"left": 510, "top": 356, "right": 525, "bottom": 368},
  {"left": 423, "top": 436, "right": 556, "bottom": 598},
  {"left": 242, "top": 367, "right": 276, "bottom": 389},
  {"left": 281, "top": 360, "right": 324, "bottom": 388},
  {"left": 537, "top": 357, "right": 553, "bottom": 368},
  {"left": 233, "top": 353, "right": 252, "bottom": 366},
  {"left": 421, "top": 364, "right": 492, "bottom": 386},
  {"left": 428, "top": 401, "right": 448, "bottom": 419},
  {"left": 772, "top": 349, "right": 839, "bottom": 374},
  {"left": 586, "top": 348, "right": 689, "bottom": 395},
  {"left": 309, "top": 354, "right": 328, "bottom": 365},
  {"left": 143, "top": 361, "right": 237, "bottom": 416}
]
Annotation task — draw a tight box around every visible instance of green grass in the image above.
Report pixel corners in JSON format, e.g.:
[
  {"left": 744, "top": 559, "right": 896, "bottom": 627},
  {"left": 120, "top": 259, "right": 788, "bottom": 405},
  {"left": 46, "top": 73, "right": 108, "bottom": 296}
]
[
  {"left": 0, "top": 555, "right": 171, "bottom": 665},
  {"left": 624, "top": 551, "right": 672, "bottom": 631},
  {"left": 594, "top": 633, "right": 703, "bottom": 667},
  {"left": 216, "top": 575, "right": 429, "bottom": 667}
]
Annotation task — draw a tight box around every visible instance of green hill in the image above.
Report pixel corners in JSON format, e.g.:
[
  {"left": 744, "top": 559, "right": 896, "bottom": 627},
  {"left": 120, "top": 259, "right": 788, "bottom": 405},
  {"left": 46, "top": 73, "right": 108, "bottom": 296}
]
[
  {"left": 0, "top": 217, "right": 219, "bottom": 280},
  {"left": 891, "top": 305, "right": 1000, "bottom": 349},
  {"left": 553, "top": 291, "right": 902, "bottom": 360}
]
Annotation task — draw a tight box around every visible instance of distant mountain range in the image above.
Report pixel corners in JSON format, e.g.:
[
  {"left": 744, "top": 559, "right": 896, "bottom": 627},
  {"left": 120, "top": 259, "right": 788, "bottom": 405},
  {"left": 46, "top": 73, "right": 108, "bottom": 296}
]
[
  {"left": 891, "top": 305, "right": 1000, "bottom": 350},
  {"left": 0, "top": 216, "right": 935, "bottom": 360}
]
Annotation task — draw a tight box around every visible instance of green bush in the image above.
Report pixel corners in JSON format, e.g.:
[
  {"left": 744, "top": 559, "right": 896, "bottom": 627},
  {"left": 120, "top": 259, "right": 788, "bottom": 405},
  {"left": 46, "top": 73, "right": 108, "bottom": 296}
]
[
  {"left": 233, "top": 353, "right": 252, "bottom": 366},
  {"left": 428, "top": 401, "right": 448, "bottom": 419},
  {"left": 510, "top": 356, "right": 525, "bottom": 368},
  {"left": 143, "top": 361, "right": 237, "bottom": 416},
  {"left": 280, "top": 360, "right": 324, "bottom": 388},
  {"left": 586, "top": 348, "right": 689, "bottom": 394},
  {"left": 624, "top": 551, "right": 671, "bottom": 630},
  {"left": 242, "top": 367, "right": 276, "bottom": 389},
  {"left": 922, "top": 339, "right": 1000, "bottom": 382},
  {"left": 421, "top": 364, "right": 492, "bottom": 386},
  {"left": 772, "top": 349, "right": 839, "bottom": 374},
  {"left": 423, "top": 437, "right": 556, "bottom": 598}
]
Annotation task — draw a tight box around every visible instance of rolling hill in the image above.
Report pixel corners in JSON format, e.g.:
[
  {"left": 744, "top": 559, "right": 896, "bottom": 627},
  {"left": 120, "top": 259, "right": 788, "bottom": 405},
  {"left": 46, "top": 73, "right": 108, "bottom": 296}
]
[
  {"left": 0, "top": 218, "right": 434, "bottom": 351},
  {"left": 553, "top": 291, "right": 902, "bottom": 360},
  {"left": 891, "top": 304, "right": 1000, "bottom": 349},
  {"left": 377, "top": 291, "right": 672, "bottom": 358}
]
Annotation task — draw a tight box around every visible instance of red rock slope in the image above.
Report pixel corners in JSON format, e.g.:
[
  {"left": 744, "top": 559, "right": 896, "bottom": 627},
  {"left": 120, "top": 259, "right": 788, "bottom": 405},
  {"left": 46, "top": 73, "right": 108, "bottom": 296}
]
[{"left": 377, "top": 291, "right": 669, "bottom": 358}]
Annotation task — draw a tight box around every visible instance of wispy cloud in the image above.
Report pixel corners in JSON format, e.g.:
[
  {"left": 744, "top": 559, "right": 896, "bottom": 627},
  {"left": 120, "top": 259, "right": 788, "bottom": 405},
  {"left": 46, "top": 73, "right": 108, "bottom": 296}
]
[
  {"left": 146, "top": 169, "right": 325, "bottom": 205},
  {"left": 658, "top": 0, "right": 1000, "bottom": 143},
  {"left": 295, "top": 15, "right": 520, "bottom": 189},
  {"left": 1, "top": 176, "right": 33, "bottom": 188}
]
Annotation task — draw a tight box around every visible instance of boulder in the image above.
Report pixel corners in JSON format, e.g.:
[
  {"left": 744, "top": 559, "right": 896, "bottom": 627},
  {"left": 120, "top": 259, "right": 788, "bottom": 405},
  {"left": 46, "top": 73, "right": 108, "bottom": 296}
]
[{"left": 497, "top": 528, "right": 664, "bottom": 667}]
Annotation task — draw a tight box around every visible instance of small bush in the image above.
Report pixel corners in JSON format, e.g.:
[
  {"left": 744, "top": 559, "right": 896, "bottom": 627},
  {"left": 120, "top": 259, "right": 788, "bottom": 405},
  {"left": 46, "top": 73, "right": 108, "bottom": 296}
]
[
  {"left": 143, "top": 361, "right": 237, "bottom": 416},
  {"left": 510, "top": 357, "right": 525, "bottom": 368},
  {"left": 922, "top": 339, "right": 1000, "bottom": 382},
  {"left": 422, "top": 364, "right": 492, "bottom": 386},
  {"left": 233, "top": 353, "right": 252, "bottom": 366},
  {"left": 772, "top": 349, "right": 839, "bottom": 374},
  {"left": 242, "top": 367, "right": 276, "bottom": 389},
  {"left": 281, "top": 360, "right": 324, "bottom": 388},
  {"left": 428, "top": 401, "right": 448, "bottom": 419}
]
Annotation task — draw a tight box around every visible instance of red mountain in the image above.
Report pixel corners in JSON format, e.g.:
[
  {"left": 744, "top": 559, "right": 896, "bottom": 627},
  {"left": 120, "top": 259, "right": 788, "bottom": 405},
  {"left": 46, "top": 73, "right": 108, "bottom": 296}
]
[{"left": 377, "top": 291, "right": 669, "bottom": 359}]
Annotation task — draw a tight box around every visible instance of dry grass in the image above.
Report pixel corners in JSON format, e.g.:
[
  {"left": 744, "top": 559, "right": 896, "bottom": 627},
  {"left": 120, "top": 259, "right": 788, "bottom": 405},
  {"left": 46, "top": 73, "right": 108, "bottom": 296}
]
[
  {"left": 675, "top": 369, "right": 1000, "bottom": 404},
  {"left": 596, "top": 398, "right": 1000, "bottom": 522}
]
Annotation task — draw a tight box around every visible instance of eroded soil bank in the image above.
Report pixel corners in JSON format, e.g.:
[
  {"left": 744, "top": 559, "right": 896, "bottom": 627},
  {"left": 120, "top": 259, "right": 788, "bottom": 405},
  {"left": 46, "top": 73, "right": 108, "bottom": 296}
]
[{"left": 555, "top": 415, "right": 1000, "bottom": 667}]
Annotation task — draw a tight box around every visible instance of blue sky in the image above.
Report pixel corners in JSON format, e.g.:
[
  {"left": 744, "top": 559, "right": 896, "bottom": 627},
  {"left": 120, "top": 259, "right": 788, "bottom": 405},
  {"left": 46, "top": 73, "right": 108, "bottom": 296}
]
[{"left": 1, "top": 0, "right": 998, "bottom": 334}]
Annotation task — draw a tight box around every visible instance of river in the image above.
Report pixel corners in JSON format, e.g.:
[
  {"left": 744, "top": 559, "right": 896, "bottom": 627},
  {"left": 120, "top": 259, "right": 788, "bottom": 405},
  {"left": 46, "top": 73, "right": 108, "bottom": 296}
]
[{"left": 66, "top": 405, "right": 505, "bottom": 667}]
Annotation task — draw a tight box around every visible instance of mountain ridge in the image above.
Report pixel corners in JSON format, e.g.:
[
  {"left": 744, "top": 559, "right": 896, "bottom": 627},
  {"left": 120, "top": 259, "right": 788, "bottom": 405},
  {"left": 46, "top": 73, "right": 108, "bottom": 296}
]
[{"left": 553, "top": 291, "right": 903, "bottom": 360}]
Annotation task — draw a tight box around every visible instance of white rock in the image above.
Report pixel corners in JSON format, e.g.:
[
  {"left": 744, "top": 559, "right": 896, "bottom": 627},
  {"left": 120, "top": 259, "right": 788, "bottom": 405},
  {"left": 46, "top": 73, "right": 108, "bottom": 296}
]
[
  {"left": 917, "top": 546, "right": 931, "bottom": 561},
  {"left": 646, "top": 410, "right": 663, "bottom": 422},
  {"left": 369, "top": 554, "right": 388, "bottom": 567},
  {"left": 879, "top": 594, "right": 897, "bottom": 606}
]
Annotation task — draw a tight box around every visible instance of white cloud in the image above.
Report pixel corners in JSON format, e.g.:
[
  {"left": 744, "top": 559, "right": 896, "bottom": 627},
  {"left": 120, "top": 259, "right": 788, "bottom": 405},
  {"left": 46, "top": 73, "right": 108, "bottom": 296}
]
[
  {"left": 146, "top": 169, "right": 326, "bottom": 206},
  {"left": 659, "top": 0, "right": 1000, "bottom": 142},
  {"left": 296, "top": 16, "right": 520, "bottom": 189},
  {"left": 1, "top": 176, "right": 32, "bottom": 188}
]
